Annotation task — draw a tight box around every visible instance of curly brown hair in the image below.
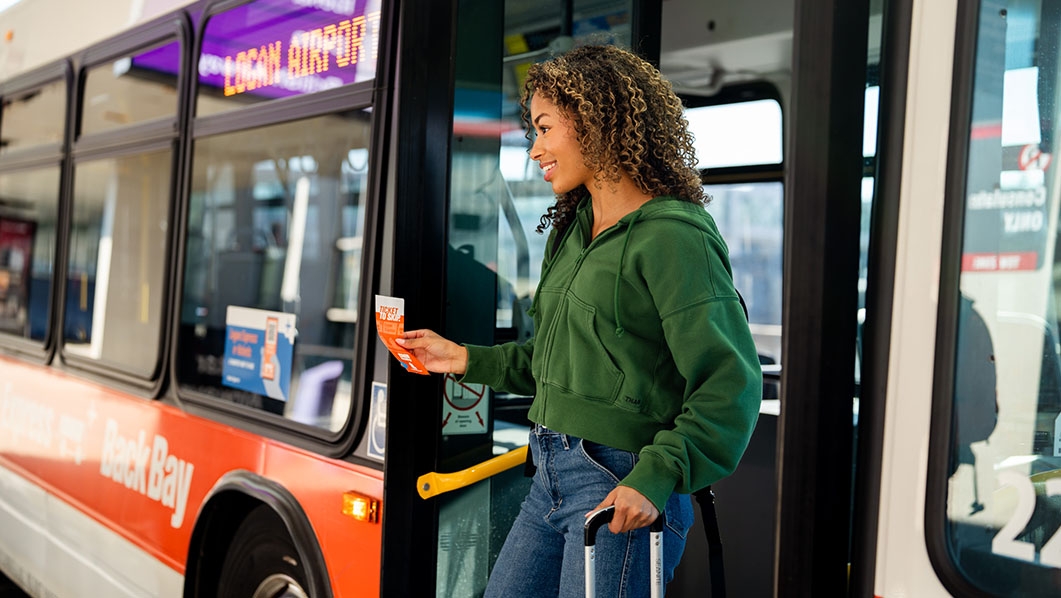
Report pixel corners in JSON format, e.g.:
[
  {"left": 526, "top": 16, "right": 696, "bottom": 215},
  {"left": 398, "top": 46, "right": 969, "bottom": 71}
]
[{"left": 520, "top": 44, "right": 706, "bottom": 235}]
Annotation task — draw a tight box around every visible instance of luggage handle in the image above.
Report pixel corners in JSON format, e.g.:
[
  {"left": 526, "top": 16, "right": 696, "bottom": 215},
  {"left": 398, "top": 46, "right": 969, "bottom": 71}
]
[{"left": 583, "top": 506, "right": 665, "bottom": 598}]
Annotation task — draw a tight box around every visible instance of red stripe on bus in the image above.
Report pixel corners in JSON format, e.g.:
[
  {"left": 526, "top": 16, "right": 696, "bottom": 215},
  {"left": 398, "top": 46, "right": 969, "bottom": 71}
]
[
  {"left": 970, "top": 122, "right": 1003, "bottom": 139},
  {"left": 0, "top": 355, "right": 383, "bottom": 595}
]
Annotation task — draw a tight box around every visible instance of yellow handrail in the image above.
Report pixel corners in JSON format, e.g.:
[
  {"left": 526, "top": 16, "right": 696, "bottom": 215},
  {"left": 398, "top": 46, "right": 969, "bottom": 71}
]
[{"left": 417, "top": 445, "right": 529, "bottom": 499}]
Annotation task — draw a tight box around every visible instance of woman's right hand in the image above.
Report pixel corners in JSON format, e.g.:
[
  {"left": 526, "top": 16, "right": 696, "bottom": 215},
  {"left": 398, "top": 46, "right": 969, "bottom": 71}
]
[{"left": 396, "top": 329, "right": 469, "bottom": 375}]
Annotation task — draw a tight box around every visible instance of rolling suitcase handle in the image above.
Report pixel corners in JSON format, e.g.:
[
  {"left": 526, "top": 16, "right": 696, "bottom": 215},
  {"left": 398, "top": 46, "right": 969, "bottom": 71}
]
[{"left": 584, "top": 506, "right": 665, "bottom": 598}]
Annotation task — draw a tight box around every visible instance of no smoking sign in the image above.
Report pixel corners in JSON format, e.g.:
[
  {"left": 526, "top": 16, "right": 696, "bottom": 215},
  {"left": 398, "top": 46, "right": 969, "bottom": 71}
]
[
  {"left": 442, "top": 375, "right": 488, "bottom": 435},
  {"left": 1019, "top": 144, "right": 1052, "bottom": 171}
]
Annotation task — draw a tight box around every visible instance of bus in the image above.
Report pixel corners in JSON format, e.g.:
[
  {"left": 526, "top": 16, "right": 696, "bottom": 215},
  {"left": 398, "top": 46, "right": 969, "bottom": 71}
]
[{"left": 0, "top": 0, "right": 1057, "bottom": 596}]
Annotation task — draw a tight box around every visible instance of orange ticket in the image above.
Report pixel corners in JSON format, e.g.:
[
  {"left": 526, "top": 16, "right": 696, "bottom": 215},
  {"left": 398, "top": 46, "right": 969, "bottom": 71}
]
[{"left": 374, "top": 295, "right": 429, "bottom": 375}]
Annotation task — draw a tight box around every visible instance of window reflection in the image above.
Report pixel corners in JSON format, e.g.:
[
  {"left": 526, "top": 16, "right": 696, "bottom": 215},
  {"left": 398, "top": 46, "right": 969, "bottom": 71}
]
[
  {"left": 64, "top": 153, "right": 172, "bottom": 376},
  {"left": 178, "top": 111, "right": 371, "bottom": 433},
  {"left": 0, "top": 81, "right": 65, "bottom": 155},
  {"left": 946, "top": 0, "right": 1061, "bottom": 592},
  {"left": 81, "top": 40, "right": 181, "bottom": 136},
  {"left": 0, "top": 168, "right": 60, "bottom": 342}
]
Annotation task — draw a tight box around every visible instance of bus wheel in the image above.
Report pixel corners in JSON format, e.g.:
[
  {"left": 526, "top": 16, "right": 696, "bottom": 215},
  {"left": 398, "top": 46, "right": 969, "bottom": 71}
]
[{"left": 217, "top": 505, "right": 311, "bottom": 598}]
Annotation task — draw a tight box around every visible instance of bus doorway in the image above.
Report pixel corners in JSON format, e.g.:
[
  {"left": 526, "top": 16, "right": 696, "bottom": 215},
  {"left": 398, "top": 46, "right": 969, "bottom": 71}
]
[{"left": 438, "top": 2, "right": 654, "bottom": 596}]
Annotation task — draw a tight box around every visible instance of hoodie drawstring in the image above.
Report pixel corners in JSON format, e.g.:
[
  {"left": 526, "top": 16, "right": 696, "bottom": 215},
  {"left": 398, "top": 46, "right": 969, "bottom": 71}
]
[{"left": 613, "top": 211, "right": 640, "bottom": 338}]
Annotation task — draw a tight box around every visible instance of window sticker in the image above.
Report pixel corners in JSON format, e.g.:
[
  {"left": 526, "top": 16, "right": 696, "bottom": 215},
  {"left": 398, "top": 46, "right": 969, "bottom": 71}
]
[
  {"left": 442, "top": 375, "right": 487, "bottom": 435},
  {"left": 222, "top": 306, "right": 297, "bottom": 400},
  {"left": 367, "top": 382, "right": 386, "bottom": 461}
]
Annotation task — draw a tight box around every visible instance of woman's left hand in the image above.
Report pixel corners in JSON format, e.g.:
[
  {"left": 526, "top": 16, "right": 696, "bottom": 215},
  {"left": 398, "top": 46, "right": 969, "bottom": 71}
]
[{"left": 589, "top": 486, "right": 660, "bottom": 534}]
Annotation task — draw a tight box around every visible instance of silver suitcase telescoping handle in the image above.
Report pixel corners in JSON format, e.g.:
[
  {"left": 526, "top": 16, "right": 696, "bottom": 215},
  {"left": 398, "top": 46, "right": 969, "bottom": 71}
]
[{"left": 583, "top": 505, "right": 665, "bottom": 598}]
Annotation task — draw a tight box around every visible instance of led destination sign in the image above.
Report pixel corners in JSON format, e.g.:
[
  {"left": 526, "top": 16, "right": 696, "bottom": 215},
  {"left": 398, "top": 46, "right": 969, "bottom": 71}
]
[
  {"left": 220, "top": 11, "right": 380, "bottom": 97},
  {"left": 136, "top": 0, "right": 385, "bottom": 109}
]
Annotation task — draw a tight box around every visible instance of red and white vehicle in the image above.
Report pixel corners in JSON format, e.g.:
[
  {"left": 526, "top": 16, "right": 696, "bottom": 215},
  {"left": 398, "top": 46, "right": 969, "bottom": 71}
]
[{"left": 1, "top": 0, "right": 1059, "bottom": 596}]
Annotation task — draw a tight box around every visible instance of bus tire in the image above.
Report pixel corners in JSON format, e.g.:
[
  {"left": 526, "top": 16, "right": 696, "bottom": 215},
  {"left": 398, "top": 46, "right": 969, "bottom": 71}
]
[{"left": 217, "top": 504, "right": 311, "bottom": 598}]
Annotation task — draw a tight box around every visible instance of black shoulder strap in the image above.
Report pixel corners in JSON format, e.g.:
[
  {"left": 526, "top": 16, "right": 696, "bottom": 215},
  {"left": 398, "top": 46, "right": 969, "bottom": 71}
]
[
  {"left": 693, "top": 485, "right": 726, "bottom": 597},
  {"left": 692, "top": 287, "right": 746, "bottom": 596},
  {"left": 691, "top": 289, "right": 745, "bottom": 596},
  {"left": 737, "top": 289, "right": 749, "bottom": 321}
]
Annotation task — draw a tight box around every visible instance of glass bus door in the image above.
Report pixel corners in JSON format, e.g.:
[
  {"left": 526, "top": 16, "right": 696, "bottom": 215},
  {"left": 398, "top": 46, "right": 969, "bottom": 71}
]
[{"left": 433, "top": 1, "right": 646, "bottom": 595}]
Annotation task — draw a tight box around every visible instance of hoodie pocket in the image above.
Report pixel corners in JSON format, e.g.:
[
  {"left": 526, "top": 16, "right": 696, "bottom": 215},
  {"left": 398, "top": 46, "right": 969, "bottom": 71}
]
[{"left": 541, "top": 293, "right": 624, "bottom": 403}]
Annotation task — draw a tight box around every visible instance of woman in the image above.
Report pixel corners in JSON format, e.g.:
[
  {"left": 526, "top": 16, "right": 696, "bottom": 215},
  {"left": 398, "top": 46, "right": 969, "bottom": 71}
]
[{"left": 398, "top": 44, "right": 762, "bottom": 597}]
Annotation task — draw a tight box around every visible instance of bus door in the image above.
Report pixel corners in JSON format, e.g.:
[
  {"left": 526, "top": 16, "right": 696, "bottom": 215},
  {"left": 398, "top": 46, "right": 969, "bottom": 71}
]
[
  {"left": 400, "top": 1, "right": 659, "bottom": 596},
  {"left": 919, "top": 0, "right": 1061, "bottom": 595},
  {"left": 862, "top": 0, "right": 1061, "bottom": 595}
]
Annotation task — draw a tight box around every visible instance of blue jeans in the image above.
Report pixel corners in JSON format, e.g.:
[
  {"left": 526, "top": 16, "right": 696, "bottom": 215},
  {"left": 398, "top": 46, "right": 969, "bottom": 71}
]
[{"left": 485, "top": 425, "right": 693, "bottom": 598}]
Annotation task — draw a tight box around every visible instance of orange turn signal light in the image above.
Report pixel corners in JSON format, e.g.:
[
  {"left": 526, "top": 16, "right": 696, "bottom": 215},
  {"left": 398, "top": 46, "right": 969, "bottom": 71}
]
[{"left": 342, "top": 491, "right": 379, "bottom": 523}]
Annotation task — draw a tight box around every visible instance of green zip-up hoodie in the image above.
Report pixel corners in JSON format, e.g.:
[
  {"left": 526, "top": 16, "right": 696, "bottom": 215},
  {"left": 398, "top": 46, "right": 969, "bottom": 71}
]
[{"left": 461, "top": 196, "right": 762, "bottom": 511}]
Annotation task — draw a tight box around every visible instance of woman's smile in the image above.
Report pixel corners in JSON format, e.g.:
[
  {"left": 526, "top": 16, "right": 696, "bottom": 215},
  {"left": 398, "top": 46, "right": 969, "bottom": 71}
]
[{"left": 541, "top": 160, "right": 556, "bottom": 182}]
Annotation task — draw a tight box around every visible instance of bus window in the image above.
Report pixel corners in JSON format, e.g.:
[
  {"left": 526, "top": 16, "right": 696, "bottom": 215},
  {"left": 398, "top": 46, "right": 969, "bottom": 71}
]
[
  {"left": 0, "top": 79, "right": 65, "bottom": 154},
  {"left": 0, "top": 169, "right": 59, "bottom": 343},
  {"left": 941, "top": 0, "right": 1061, "bottom": 593},
  {"left": 62, "top": 39, "right": 183, "bottom": 377},
  {"left": 80, "top": 39, "right": 181, "bottom": 136},
  {"left": 688, "top": 99, "right": 783, "bottom": 168},
  {"left": 685, "top": 95, "right": 783, "bottom": 363},
  {"left": 177, "top": 111, "right": 371, "bottom": 432},
  {"left": 63, "top": 152, "right": 172, "bottom": 375},
  {"left": 0, "top": 75, "right": 66, "bottom": 347}
]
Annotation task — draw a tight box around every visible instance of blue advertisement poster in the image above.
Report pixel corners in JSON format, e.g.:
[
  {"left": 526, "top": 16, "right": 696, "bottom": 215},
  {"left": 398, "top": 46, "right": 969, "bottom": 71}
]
[{"left": 222, "top": 306, "right": 297, "bottom": 401}]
